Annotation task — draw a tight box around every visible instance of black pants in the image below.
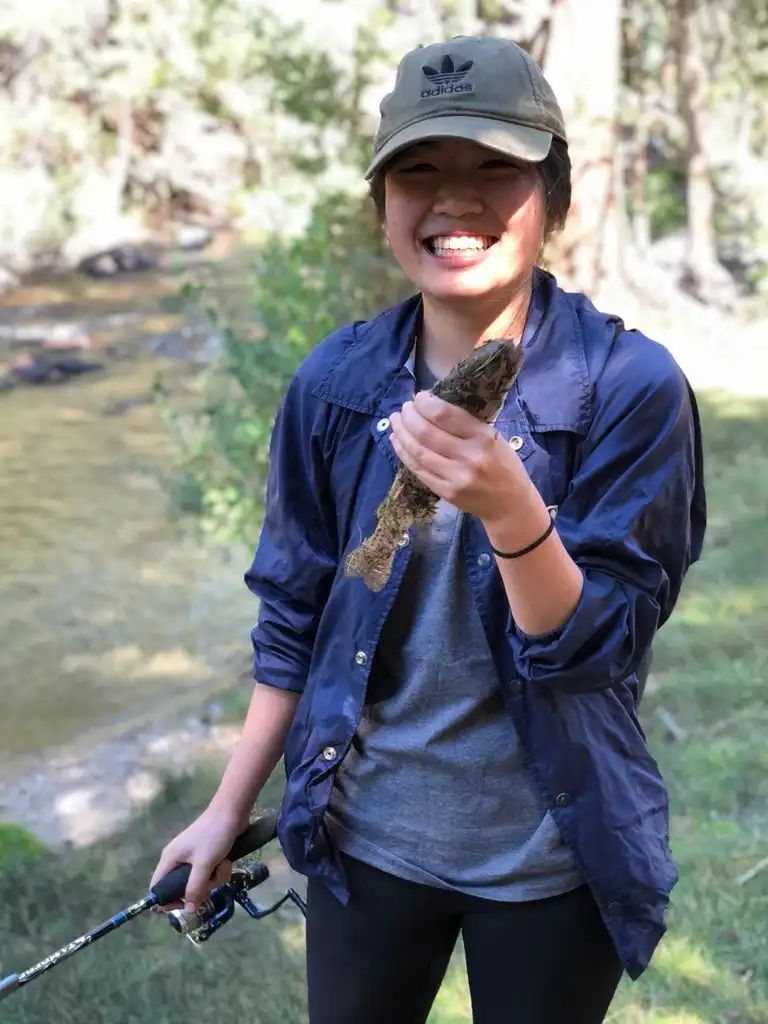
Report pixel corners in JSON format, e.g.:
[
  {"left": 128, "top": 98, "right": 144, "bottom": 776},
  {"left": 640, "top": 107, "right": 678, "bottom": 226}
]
[{"left": 306, "top": 854, "right": 624, "bottom": 1024}]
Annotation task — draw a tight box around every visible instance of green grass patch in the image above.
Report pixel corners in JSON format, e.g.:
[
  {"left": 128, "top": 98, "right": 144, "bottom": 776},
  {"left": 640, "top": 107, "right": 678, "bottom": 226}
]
[
  {"left": 1, "top": 390, "right": 767, "bottom": 1022},
  {"left": 0, "top": 824, "right": 46, "bottom": 868}
]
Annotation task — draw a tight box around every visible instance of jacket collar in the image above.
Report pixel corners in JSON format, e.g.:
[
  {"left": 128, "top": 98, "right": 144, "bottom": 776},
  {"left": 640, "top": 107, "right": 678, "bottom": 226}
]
[{"left": 312, "top": 268, "right": 605, "bottom": 436}]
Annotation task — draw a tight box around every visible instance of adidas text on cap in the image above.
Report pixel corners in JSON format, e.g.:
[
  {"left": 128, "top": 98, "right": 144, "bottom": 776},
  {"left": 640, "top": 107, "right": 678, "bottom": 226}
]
[{"left": 365, "top": 35, "right": 567, "bottom": 180}]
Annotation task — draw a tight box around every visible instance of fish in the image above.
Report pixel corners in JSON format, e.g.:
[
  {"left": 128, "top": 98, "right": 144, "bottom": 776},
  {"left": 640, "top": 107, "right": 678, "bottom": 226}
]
[{"left": 343, "top": 338, "right": 524, "bottom": 592}]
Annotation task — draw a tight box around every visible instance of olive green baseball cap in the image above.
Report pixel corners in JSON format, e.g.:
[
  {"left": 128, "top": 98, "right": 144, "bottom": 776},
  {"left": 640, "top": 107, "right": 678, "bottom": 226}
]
[{"left": 365, "top": 35, "right": 566, "bottom": 180}]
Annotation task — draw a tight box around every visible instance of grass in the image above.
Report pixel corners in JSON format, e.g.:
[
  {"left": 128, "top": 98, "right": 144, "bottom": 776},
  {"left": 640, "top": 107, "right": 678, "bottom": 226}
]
[{"left": 1, "top": 389, "right": 767, "bottom": 1023}]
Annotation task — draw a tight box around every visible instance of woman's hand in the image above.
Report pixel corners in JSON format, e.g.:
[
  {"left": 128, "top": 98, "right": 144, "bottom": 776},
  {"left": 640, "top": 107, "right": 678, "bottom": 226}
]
[
  {"left": 389, "top": 390, "right": 529, "bottom": 524},
  {"left": 150, "top": 804, "right": 251, "bottom": 913},
  {"left": 390, "top": 390, "right": 583, "bottom": 636}
]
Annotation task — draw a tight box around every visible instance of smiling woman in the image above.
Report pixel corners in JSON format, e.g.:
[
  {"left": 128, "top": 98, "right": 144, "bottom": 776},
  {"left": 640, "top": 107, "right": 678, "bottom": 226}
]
[{"left": 149, "top": 33, "right": 707, "bottom": 1024}]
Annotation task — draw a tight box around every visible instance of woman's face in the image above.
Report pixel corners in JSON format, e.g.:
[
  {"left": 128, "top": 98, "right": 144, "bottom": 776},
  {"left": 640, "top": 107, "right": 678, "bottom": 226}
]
[{"left": 383, "top": 137, "right": 546, "bottom": 306}]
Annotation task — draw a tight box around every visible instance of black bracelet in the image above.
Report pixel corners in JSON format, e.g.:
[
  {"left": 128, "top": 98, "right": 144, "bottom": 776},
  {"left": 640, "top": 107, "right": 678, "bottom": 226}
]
[{"left": 490, "top": 516, "right": 556, "bottom": 560}]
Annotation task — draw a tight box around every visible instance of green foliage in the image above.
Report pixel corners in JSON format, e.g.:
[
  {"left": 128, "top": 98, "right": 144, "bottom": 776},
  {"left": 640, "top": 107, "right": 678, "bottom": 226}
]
[
  {"left": 476, "top": 0, "right": 505, "bottom": 20},
  {"left": 141, "top": 2, "right": 407, "bottom": 550},
  {"left": 1, "top": 0, "right": 766, "bottom": 278},
  {"left": 158, "top": 191, "right": 410, "bottom": 549},
  {"left": 0, "top": 1, "right": 390, "bottom": 270},
  {"left": 647, "top": 160, "right": 688, "bottom": 240}
]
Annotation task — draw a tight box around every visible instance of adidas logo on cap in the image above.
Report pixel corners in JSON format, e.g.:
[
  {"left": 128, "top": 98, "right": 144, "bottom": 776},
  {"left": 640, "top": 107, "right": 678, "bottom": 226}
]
[{"left": 421, "top": 54, "right": 475, "bottom": 98}]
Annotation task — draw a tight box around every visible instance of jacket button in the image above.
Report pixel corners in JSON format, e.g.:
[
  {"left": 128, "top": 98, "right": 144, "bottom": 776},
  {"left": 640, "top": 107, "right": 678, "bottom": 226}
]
[
  {"left": 554, "top": 792, "right": 572, "bottom": 808},
  {"left": 607, "top": 901, "right": 622, "bottom": 916},
  {"left": 355, "top": 651, "right": 368, "bottom": 666},
  {"left": 477, "top": 552, "right": 491, "bottom": 569},
  {"left": 398, "top": 531, "right": 410, "bottom": 547},
  {"left": 322, "top": 746, "right": 337, "bottom": 761},
  {"left": 376, "top": 417, "right": 390, "bottom": 432},
  {"left": 509, "top": 435, "right": 524, "bottom": 451},
  {"left": 509, "top": 678, "right": 523, "bottom": 696}
]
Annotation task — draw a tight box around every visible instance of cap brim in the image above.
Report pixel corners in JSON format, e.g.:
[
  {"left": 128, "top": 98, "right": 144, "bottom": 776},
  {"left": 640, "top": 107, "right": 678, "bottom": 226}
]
[{"left": 364, "top": 115, "right": 553, "bottom": 180}]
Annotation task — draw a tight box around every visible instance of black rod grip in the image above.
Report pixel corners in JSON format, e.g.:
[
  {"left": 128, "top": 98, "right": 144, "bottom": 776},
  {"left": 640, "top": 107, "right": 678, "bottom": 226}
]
[{"left": 150, "top": 810, "right": 278, "bottom": 907}]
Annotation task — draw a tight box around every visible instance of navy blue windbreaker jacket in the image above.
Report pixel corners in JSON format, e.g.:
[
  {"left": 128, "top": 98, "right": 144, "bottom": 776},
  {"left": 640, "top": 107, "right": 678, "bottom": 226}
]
[{"left": 244, "top": 268, "right": 707, "bottom": 980}]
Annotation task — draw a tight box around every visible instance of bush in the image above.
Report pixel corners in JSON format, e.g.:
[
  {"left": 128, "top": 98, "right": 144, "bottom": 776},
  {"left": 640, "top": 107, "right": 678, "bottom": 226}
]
[{"left": 158, "top": 190, "right": 411, "bottom": 549}]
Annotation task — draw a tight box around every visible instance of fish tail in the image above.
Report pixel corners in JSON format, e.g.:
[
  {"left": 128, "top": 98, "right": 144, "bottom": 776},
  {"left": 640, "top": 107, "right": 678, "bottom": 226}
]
[{"left": 343, "top": 534, "right": 396, "bottom": 593}]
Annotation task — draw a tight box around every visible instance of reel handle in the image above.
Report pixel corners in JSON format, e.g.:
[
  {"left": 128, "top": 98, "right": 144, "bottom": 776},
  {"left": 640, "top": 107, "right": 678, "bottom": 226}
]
[{"left": 150, "top": 810, "right": 278, "bottom": 907}]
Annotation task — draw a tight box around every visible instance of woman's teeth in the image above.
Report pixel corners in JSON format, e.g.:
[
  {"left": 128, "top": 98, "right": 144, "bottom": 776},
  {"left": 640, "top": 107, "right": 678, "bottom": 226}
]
[{"left": 427, "top": 236, "right": 497, "bottom": 257}]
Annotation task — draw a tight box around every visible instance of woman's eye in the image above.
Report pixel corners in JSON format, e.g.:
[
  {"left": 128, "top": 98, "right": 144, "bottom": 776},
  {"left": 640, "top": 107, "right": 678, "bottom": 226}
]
[
  {"left": 397, "top": 162, "right": 436, "bottom": 174},
  {"left": 481, "top": 160, "right": 520, "bottom": 171}
]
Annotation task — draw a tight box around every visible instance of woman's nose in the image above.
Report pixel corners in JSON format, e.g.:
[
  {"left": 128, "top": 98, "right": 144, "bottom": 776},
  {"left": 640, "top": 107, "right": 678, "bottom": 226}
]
[{"left": 431, "top": 180, "right": 484, "bottom": 217}]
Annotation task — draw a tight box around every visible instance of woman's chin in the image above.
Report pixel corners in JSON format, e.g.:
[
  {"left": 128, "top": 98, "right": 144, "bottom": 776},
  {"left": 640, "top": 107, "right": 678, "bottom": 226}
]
[
  {"left": 420, "top": 273, "right": 508, "bottom": 304},
  {"left": 415, "top": 256, "right": 534, "bottom": 307}
]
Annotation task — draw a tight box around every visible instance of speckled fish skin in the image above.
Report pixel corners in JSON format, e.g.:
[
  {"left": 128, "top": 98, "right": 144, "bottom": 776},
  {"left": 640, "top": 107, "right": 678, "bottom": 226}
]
[{"left": 344, "top": 339, "right": 524, "bottom": 592}]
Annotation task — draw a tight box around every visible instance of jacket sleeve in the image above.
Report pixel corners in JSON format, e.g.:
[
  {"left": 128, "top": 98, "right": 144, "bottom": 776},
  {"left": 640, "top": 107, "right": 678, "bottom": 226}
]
[
  {"left": 244, "top": 371, "right": 339, "bottom": 694},
  {"left": 510, "top": 336, "right": 706, "bottom": 694}
]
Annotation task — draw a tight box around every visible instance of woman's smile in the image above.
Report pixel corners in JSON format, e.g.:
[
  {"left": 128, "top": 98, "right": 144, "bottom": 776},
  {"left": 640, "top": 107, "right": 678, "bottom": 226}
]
[{"left": 421, "top": 232, "right": 500, "bottom": 265}]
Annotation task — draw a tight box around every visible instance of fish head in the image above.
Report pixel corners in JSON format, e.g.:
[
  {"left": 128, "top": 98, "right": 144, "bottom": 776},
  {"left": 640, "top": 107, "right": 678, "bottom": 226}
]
[{"left": 455, "top": 339, "right": 524, "bottom": 396}]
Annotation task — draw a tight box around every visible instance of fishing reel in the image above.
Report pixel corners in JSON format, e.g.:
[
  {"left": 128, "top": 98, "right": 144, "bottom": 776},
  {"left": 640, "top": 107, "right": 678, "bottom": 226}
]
[{"left": 164, "top": 858, "right": 307, "bottom": 946}]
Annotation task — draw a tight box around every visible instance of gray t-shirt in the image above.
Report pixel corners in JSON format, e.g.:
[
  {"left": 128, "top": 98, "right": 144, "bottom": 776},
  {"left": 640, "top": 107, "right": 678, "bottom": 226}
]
[{"left": 327, "top": 351, "right": 583, "bottom": 901}]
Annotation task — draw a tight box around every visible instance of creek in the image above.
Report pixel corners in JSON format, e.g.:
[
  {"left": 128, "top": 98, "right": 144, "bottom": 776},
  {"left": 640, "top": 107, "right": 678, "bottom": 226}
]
[{"left": 0, "top": 247, "right": 259, "bottom": 774}]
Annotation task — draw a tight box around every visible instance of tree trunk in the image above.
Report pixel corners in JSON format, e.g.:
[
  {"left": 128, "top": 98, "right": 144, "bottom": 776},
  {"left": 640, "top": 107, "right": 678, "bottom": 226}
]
[
  {"left": 630, "top": 106, "right": 651, "bottom": 254},
  {"left": 623, "top": 0, "right": 651, "bottom": 253},
  {"left": 476, "top": 0, "right": 554, "bottom": 63},
  {"left": 674, "top": 0, "right": 734, "bottom": 301},
  {"left": 537, "top": 0, "right": 624, "bottom": 297}
]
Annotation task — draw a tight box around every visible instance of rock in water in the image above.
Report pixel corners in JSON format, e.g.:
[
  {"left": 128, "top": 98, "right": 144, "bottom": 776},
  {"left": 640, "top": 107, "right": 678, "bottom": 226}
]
[{"left": 344, "top": 339, "right": 524, "bottom": 592}]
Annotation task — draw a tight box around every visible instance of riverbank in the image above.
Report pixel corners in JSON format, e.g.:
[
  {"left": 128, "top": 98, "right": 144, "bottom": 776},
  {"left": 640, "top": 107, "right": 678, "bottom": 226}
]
[{"left": 0, "top": 689, "right": 245, "bottom": 850}]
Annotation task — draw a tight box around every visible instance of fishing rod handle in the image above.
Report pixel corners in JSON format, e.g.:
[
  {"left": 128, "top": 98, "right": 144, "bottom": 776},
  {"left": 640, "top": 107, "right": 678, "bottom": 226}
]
[{"left": 150, "top": 809, "right": 278, "bottom": 907}]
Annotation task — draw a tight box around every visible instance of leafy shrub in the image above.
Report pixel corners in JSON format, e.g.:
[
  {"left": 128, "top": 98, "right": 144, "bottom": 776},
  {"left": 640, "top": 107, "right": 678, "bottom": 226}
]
[{"left": 158, "top": 190, "right": 411, "bottom": 549}]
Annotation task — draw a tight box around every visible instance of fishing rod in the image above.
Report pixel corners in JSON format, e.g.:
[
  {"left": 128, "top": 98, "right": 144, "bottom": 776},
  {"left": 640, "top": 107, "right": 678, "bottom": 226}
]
[{"left": 0, "top": 809, "right": 306, "bottom": 1002}]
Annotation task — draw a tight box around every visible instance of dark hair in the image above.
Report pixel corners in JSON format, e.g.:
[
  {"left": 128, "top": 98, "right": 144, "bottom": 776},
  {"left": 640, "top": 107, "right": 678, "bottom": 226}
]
[
  {"left": 536, "top": 138, "right": 572, "bottom": 242},
  {"left": 368, "top": 137, "right": 572, "bottom": 245}
]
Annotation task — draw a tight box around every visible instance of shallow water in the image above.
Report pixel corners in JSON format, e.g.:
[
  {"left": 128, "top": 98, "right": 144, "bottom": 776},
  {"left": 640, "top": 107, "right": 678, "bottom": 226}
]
[{"left": 0, "top": 255, "right": 260, "bottom": 768}]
